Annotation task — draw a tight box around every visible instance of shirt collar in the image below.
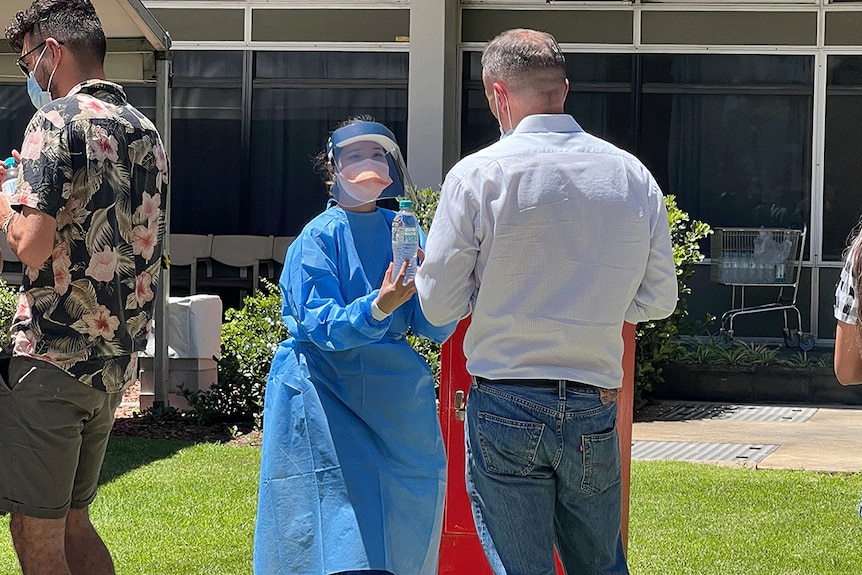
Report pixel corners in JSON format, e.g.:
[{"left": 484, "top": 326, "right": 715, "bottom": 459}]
[
  {"left": 512, "top": 114, "right": 584, "bottom": 136},
  {"left": 66, "top": 79, "right": 128, "bottom": 105}
]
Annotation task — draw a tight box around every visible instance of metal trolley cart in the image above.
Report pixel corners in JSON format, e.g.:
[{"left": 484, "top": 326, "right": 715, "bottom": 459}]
[{"left": 710, "top": 226, "right": 813, "bottom": 350}]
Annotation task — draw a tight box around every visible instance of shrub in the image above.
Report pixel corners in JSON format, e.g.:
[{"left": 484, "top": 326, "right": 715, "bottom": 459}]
[
  {"left": 182, "top": 279, "right": 287, "bottom": 427},
  {"left": 406, "top": 187, "right": 444, "bottom": 383},
  {"left": 0, "top": 279, "right": 18, "bottom": 336},
  {"left": 634, "top": 196, "right": 712, "bottom": 404}
]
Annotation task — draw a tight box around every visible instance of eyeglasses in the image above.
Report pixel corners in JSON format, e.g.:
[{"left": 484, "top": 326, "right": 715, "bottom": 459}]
[
  {"left": 15, "top": 39, "right": 63, "bottom": 77},
  {"left": 15, "top": 41, "right": 46, "bottom": 77}
]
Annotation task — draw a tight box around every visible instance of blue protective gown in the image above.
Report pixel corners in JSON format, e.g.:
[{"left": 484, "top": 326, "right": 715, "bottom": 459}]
[{"left": 254, "top": 205, "right": 456, "bottom": 575}]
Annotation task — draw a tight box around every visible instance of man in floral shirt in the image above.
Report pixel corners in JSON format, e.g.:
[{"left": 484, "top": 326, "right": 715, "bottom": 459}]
[{"left": 0, "top": 1, "right": 166, "bottom": 573}]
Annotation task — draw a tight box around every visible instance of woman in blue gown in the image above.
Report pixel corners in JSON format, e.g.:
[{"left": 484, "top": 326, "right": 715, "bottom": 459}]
[{"left": 254, "top": 119, "right": 457, "bottom": 575}]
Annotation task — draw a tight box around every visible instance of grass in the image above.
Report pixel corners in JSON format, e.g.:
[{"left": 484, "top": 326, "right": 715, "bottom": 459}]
[
  {"left": 0, "top": 441, "right": 860, "bottom": 574},
  {"left": 629, "top": 461, "right": 862, "bottom": 575},
  {"left": 0, "top": 437, "right": 260, "bottom": 575}
]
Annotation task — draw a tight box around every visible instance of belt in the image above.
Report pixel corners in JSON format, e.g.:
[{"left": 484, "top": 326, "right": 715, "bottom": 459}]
[
  {"left": 474, "top": 376, "right": 619, "bottom": 404},
  {"left": 474, "top": 377, "right": 596, "bottom": 390}
]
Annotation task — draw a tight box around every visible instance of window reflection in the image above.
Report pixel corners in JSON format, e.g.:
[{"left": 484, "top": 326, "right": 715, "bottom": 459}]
[
  {"left": 125, "top": 50, "right": 408, "bottom": 236},
  {"left": 823, "top": 55, "right": 862, "bottom": 260},
  {"left": 251, "top": 52, "right": 409, "bottom": 235},
  {"left": 639, "top": 54, "right": 813, "bottom": 235}
]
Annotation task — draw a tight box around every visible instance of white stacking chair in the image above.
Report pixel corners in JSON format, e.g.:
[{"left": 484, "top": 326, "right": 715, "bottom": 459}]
[
  {"left": 202, "top": 235, "right": 275, "bottom": 295},
  {"left": 272, "top": 236, "right": 296, "bottom": 266},
  {"left": 169, "top": 234, "right": 213, "bottom": 295}
]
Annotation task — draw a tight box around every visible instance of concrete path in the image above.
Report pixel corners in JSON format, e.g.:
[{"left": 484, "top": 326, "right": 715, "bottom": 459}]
[{"left": 632, "top": 400, "right": 862, "bottom": 473}]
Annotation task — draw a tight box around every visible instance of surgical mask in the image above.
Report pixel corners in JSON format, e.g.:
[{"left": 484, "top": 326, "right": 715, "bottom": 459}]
[
  {"left": 494, "top": 90, "right": 514, "bottom": 139},
  {"left": 26, "top": 46, "right": 56, "bottom": 110},
  {"left": 334, "top": 158, "right": 393, "bottom": 206}
]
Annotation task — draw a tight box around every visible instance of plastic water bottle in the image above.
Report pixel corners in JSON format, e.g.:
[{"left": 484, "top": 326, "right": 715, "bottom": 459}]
[
  {"left": 1, "top": 157, "right": 17, "bottom": 197},
  {"left": 391, "top": 198, "right": 419, "bottom": 283}
]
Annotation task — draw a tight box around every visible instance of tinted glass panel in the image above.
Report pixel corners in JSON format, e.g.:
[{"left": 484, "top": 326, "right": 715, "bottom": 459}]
[
  {"left": 0, "top": 84, "right": 36, "bottom": 155},
  {"left": 124, "top": 85, "right": 156, "bottom": 122},
  {"left": 251, "top": 51, "right": 409, "bottom": 236},
  {"left": 256, "top": 52, "right": 408, "bottom": 80},
  {"left": 639, "top": 54, "right": 813, "bottom": 235},
  {"left": 460, "top": 52, "right": 632, "bottom": 158},
  {"left": 173, "top": 51, "right": 244, "bottom": 79},
  {"left": 172, "top": 87, "right": 243, "bottom": 235},
  {"left": 251, "top": 88, "right": 407, "bottom": 236},
  {"left": 823, "top": 55, "right": 862, "bottom": 260}
]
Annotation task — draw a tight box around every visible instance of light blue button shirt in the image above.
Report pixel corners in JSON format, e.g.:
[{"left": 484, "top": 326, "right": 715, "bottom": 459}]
[{"left": 416, "top": 114, "right": 678, "bottom": 388}]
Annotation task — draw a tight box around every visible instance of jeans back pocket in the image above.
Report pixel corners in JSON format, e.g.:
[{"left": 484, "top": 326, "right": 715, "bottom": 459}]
[
  {"left": 581, "top": 427, "right": 621, "bottom": 495},
  {"left": 477, "top": 412, "right": 545, "bottom": 477}
]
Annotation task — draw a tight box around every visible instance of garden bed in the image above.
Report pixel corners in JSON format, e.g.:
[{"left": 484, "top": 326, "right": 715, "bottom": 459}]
[{"left": 658, "top": 362, "right": 862, "bottom": 406}]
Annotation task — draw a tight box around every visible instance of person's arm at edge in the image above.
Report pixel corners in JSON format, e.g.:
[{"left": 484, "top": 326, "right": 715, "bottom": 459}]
[
  {"left": 415, "top": 173, "right": 480, "bottom": 327},
  {"left": 625, "top": 178, "right": 678, "bottom": 324},
  {"left": 834, "top": 320, "right": 862, "bottom": 385}
]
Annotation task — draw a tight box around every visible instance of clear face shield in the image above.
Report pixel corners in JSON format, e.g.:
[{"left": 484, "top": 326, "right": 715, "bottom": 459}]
[{"left": 328, "top": 122, "right": 413, "bottom": 209}]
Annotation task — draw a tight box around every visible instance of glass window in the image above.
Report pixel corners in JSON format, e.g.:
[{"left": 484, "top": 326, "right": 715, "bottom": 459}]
[
  {"left": 256, "top": 51, "right": 407, "bottom": 80},
  {"left": 250, "top": 52, "right": 408, "bottom": 236},
  {"left": 172, "top": 86, "right": 244, "bottom": 235},
  {"left": 638, "top": 54, "right": 814, "bottom": 234},
  {"left": 460, "top": 52, "right": 633, "bottom": 158},
  {"left": 823, "top": 55, "right": 862, "bottom": 260},
  {"left": 171, "top": 52, "right": 244, "bottom": 235},
  {"left": 124, "top": 84, "right": 156, "bottom": 122},
  {"left": 0, "top": 84, "right": 36, "bottom": 158}
]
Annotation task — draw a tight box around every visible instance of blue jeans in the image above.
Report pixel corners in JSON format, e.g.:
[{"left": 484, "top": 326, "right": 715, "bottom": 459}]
[{"left": 465, "top": 378, "right": 629, "bottom": 575}]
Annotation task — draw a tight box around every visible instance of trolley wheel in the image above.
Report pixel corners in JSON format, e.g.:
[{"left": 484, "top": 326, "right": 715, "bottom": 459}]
[
  {"left": 799, "top": 333, "right": 816, "bottom": 352},
  {"left": 719, "top": 329, "right": 733, "bottom": 348},
  {"left": 782, "top": 328, "right": 799, "bottom": 348}
]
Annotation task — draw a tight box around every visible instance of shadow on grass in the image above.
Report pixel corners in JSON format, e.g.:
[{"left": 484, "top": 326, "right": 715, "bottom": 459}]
[{"left": 99, "top": 435, "right": 193, "bottom": 485}]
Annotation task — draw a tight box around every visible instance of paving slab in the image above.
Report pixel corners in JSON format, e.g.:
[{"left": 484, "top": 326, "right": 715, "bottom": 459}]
[{"left": 632, "top": 400, "right": 862, "bottom": 473}]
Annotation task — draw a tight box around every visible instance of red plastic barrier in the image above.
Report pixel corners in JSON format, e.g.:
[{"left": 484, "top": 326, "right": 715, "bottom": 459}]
[{"left": 438, "top": 320, "right": 637, "bottom": 574}]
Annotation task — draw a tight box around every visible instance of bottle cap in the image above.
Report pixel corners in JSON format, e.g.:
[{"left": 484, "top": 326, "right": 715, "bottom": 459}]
[
  {"left": 398, "top": 199, "right": 412, "bottom": 209},
  {"left": 3, "top": 157, "right": 14, "bottom": 169}
]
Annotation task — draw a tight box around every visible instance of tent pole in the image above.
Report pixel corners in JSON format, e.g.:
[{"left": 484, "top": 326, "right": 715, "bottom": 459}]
[{"left": 153, "top": 50, "right": 172, "bottom": 409}]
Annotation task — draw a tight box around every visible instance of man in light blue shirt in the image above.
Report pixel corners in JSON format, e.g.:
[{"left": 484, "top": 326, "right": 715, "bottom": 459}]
[{"left": 415, "top": 28, "right": 677, "bottom": 575}]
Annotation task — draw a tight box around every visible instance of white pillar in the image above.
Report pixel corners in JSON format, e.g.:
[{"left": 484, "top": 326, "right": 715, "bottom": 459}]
[{"left": 407, "top": 0, "right": 458, "bottom": 190}]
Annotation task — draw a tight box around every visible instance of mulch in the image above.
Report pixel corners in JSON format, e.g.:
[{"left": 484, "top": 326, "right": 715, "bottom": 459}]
[{"left": 111, "top": 381, "right": 262, "bottom": 447}]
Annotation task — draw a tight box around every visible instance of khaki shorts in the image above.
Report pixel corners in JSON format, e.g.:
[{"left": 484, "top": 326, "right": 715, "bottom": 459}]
[{"left": 0, "top": 356, "right": 123, "bottom": 519}]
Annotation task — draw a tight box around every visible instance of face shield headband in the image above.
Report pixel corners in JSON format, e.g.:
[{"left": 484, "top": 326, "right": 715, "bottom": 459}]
[{"left": 327, "top": 122, "right": 412, "bottom": 207}]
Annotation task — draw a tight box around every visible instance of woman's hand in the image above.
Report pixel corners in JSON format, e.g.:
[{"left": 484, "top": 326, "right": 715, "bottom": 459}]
[
  {"left": 375, "top": 260, "right": 417, "bottom": 314},
  {"left": 0, "top": 150, "right": 21, "bottom": 179}
]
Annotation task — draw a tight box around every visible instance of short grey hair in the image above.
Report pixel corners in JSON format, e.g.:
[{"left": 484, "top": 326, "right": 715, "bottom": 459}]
[{"left": 481, "top": 28, "right": 566, "bottom": 89}]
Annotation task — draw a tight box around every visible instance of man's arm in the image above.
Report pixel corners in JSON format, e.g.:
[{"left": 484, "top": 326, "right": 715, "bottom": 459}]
[
  {"left": 1, "top": 199, "right": 55, "bottom": 269},
  {"left": 625, "top": 179, "right": 678, "bottom": 324},
  {"left": 415, "top": 173, "right": 481, "bottom": 326}
]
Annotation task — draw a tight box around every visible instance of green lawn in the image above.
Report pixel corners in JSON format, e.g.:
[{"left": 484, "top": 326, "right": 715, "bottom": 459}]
[
  {"left": 0, "top": 437, "right": 259, "bottom": 575},
  {"left": 629, "top": 461, "right": 862, "bottom": 575},
  {"left": 0, "top": 439, "right": 860, "bottom": 574}
]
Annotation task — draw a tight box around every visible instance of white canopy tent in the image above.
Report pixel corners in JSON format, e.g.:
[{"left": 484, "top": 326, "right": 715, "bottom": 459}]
[{"left": 1, "top": 0, "right": 174, "bottom": 407}]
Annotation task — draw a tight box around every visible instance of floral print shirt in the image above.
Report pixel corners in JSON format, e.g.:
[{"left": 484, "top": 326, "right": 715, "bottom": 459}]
[{"left": 10, "top": 80, "right": 167, "bottom": 392}]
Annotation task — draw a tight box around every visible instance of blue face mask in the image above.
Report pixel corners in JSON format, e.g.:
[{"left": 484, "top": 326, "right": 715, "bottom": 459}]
[
  {"left": 27, "top": 73, "right": 53, "bottom": 109},
  {"left": 25, "top": 46, "right": 55, "bottom": 110}
]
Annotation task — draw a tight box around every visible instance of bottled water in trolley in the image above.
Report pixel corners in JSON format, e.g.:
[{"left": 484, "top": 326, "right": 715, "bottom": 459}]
[{"left": 391, "top": 198, "right": 419, "bottom": 283}]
